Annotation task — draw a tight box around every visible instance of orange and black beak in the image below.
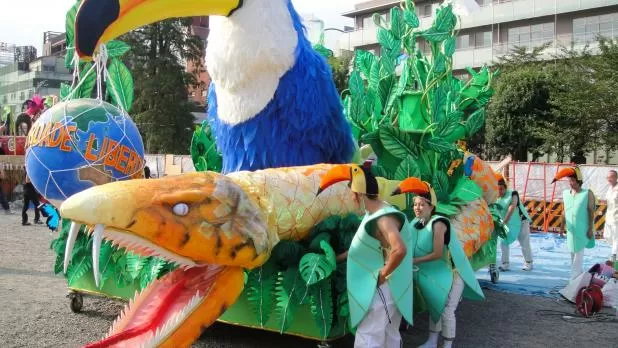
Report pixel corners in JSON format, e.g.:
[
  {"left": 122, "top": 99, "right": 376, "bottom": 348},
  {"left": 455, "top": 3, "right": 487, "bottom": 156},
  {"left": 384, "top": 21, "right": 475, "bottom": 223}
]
[
  {"left": 316, "top": 165, "right": 352, "bottom": 196},
  {"left": 391, "top": 177, "right": 430, "bottom": 196},
  {"left": 74, "top": 0, "right": 243, "bottom": 58},
  {"left": 552, "top": 167, "right": 581, "bottom": 184},
  {"left": 494, "top": 172, "right": 505, "bottom": 185}
]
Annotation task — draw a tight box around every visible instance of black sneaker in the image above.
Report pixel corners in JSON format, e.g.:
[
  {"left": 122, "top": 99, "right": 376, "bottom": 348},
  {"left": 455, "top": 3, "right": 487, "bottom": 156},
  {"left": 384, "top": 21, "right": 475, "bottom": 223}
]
[
  {"left": 34, "top": 220, "right": 44, "bottom": 225},
  {"left": 22, "top": 222, "right": 31, "bottom": 226}
]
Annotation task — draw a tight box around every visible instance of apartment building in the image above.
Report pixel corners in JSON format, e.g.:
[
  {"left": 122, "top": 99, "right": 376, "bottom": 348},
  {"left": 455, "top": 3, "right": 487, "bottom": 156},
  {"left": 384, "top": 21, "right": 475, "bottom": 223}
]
[{"left": 340, "top": 0, "right": 618, "bottom": 76}]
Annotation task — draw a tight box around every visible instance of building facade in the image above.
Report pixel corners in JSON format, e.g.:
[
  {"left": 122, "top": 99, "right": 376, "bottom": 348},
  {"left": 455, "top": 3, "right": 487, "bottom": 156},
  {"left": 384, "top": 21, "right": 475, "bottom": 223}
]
[
  {"left": 187, "top": 16, "right": 210, "bottom": 106},
  {"left": 340, "top": 0, "right": 618, "bottom": 74}
]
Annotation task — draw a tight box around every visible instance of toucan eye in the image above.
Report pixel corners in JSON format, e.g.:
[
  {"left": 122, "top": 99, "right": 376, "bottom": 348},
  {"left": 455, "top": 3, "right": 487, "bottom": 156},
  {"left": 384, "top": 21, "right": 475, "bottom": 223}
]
[{"left": 172, "top": 203, "right": 189, "bottom": 216}]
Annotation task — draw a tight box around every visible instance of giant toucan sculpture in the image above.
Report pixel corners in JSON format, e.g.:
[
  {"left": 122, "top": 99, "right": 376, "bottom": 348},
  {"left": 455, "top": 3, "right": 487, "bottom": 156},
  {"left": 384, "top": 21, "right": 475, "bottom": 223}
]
[{"left": 74, "top": 0, "right": 356, "bottom": 173}]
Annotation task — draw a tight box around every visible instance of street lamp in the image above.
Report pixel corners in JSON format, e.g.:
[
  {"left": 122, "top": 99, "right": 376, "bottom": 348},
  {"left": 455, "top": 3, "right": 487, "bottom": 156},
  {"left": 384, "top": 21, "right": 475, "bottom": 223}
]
[
  {"left": 35, "top": 80, "right": 48, "bottom": 94},
  {"left": 324, "top": 27, "right": 352, "bottom": 55}
]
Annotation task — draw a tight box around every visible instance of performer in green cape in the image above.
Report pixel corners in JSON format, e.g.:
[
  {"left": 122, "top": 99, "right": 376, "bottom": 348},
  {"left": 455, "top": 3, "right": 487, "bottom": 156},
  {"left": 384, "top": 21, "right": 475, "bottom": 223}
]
[
  {"left": 317, "top": 164, "right": 414, "bottom": 348},
  {"left": 495, "top": 173, "right": 533, "bottom": 271},
  {"left": 392, "top": 177, "right": 484, "bottom": 348},
  {"left": 553, "top": 166, "right": 596, "bottom": 279}
]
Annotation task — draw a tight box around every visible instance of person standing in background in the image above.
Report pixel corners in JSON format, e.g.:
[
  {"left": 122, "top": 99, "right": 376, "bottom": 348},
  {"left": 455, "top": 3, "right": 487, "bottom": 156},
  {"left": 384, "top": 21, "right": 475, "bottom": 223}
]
[
  {"left": 553, "top": 166, "right": 596, "bottom": 279},
  {"left": 22, "top": 175, "right": 42, "bottom": 226},
  {"left": 604, "top": 170, "right": 618, "bottom": 263},
  {"left": 0, "top": 167, "right": 12, "bottom": 214}
]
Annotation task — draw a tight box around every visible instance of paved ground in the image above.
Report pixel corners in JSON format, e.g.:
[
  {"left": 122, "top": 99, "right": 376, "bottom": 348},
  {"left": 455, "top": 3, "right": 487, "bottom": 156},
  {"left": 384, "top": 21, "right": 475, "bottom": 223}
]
[{"left": 1, "top": 212, "right": 616, "bottom": 348}]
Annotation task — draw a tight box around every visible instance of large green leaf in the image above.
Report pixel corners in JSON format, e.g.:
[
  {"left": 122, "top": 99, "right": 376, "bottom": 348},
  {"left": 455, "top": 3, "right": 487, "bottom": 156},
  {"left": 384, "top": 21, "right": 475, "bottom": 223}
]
[
  {"left": 399, "top": 92, "right": 426, "bottom": 131},
  {"left": 106, "top": 40, "right": 131, "bottom": 58},
  {"left": 309, "top": 232, "right": 332, "bottom": 253},
  {"left": 309, "top": 279, "right": 334, "bottom": 339},
  {"left": 271, "top": 240, "right": 306, "bottom": 269},
  {"left": 380, "top": 126, "right": 419, "bottom": 159},
  {"left": 403, "top": 9, "right": 420, "bottom": 28},
  {"left": 106, "top": 58, "right": 135, "bottom": 112},
  {"left": 66, "top": 254, "right": 92, "bottom": 286},
  {"left": 432, "top": 171, "right": 450, "bottom": 202},
  {"left": 395, "top": 155, "right": 421, "bottom": 180},
  {"left": 274, "top": 269, "right": 300, "bottom": 333},
  {"left": 377, "top": 28, "right": 399, "bottom": 51},
  {"left": 369, "top": 59, "right": 380, "bottom": 91},
  {"left": 424, "top": 136, "right": 456, "bottom": 153},
  {"left": 299, "top": 241, "right": 336, "bottom": 286},
  {"left": 65, "top": 0, "right": 81, "bottom": 47},
  {"left": 246, "top": 260, "right": 278, "bottom": 326},
  {"left": 436, "top": 111, "right": 463, "bottom": 139},
  {"left": 436, "top": 203, "right": 459, "bottom": 216},
  {"left": 98, "top": 241, "right": 115, "bottom": 288},
  {"left": 138, "top": 257, "right": 166, "bottom": 291},
  {"left": 75, "top": 63, "right": 96, "bottom": 99},
  {"left": 355, "top": 50, "right": 375, "bottom": 78},
  {"left": 390, "top": 7, "right": 405, "bottom": 39},
  {"left": 64, "top": 47, "right": 75, "bottom": 69},
  {"left": 360, "top": 131, "right": 401, "bottom": 172},
  {"left": 191, "top": 123, "right": 222, "bottom": 173},
  {"left": 125, "top": 253, "right": 146, "bottom": 280},
  {"left": 465, "top": 108, "right": 485, "bottom": 136},
  {"left": 444, "top": 37, "right": 456, "bottom": 57},
  {"left": 348, "top": 70, "right": 364, "bottom": 97}
]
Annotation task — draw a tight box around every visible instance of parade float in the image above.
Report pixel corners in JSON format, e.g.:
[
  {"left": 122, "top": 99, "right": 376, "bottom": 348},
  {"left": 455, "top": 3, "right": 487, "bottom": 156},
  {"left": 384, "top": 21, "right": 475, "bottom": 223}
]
[{"left": 41, "top": 0, "right": 505, "bottom": 346}]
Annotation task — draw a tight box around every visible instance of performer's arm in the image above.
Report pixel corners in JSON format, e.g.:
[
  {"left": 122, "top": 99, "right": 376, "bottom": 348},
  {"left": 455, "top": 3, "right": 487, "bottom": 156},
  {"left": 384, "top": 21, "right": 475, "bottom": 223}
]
[
  {"left": 413, "top": 220, "right": 446, "bottom": 265},
  {"left": 336, "top": 251, "right": 348, "bottom": 262},
  {"left": 376, "top": 216, "right": 407, "bottom": 285},
  {"left": 587, "top": 191, "right": 595, "bottom": 239}
]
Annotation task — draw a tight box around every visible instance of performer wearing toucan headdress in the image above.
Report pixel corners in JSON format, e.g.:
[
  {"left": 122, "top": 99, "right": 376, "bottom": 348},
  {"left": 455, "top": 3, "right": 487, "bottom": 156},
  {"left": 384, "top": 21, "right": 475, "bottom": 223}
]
[
  {"left": 553, "top": 166, "right": 596, "bottom": 279},
  {"left": 494, "top": 172, "right": 533, "bottom": 272},
  {"left": 318, "top": 164, "right": 413, "bottom": 348},
  {"left": 392, "top": 178, "right": 484, "bottom": 348}
]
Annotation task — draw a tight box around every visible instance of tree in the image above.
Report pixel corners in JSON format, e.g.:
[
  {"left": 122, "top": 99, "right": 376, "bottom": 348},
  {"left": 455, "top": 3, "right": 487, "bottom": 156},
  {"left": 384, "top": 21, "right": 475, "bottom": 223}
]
[
  {"left": 327, "top": 53, "right": 353, "bottom": 96},
  {"left": 121, "top": 19, "right": 203, "bottom": 154}
]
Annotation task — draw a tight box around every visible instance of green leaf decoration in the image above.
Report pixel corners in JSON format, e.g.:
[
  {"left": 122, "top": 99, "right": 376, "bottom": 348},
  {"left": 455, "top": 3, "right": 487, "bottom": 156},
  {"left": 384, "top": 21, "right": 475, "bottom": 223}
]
[
  {"left": 106, "top": 58, "right": 134, "bottom": 112},
  {"left": 360, "top": 131, "right": 401, "bottom": 171},
  {"left": 138, "top": 257, "right": 166, "bottom": 291},
  {"left": 125, "top": 253, "right": 147, "bottom": 280},
  {"left": 309, "top": 279, "right": 334, "bottom": 339},
  {"left": 444, "top": 37, "right": 456, "bottom": 57},
  {"left": 299, "top": 241, "right": 336, "bottom": 286},
  {"left": 424, "top": 136, "right": 456, "bottom": 153},
  {"left": 465, "top": 108, "right": 485, "bottom": 136},
  {"left": 395, "top": 155, "right": 422, "bottom": 180},
  {"left": 74, "top": 63, "right": 96, "bottom": 99},
  {"left": 65, "top": 0, "right": 81, "bottom": 47},
  {"left": 106, "top": 40, "right": 131, "bottom": 58},
  {"left": 191, "top": 122, "right": 222, "bottom": 173},
  {"left": 355, "top": 50, "right": 375, "bottom": 78},
  {"left": 432, "top": 171, "right": 450, "bottom": 202},
  {"left": 348, "top": 70, "right": 365, "bottom": 97},
  {"left": 274, "top": 268, "right": 301, "bottom": 333},
  {"left": 369, "top": 59, "right": 380, "bottom": 91},
  {"left": 380, "top": 126, "right": 419, "bottom": 159},
  {"left": 271, "top": 240, "right": 306, "bottom": 269},
  {"left": 338, "top": 292, "right": 350, "bottom": 319},
  {"left": 98, "top": 241, "right": 115, "bottom": 288},
  {"left": 66, "top": 254, "right": 92, "bottom": 286},
  {"left": 309, "top": 232, "right": 332, "bottom": 253},
  {"left": 377, "top": 28, "right": 399, "bottom": 51},
  {"left": 246, "top": 260, "right": 278, "bottom": 326},
  {"left": 53, "top": 254, "right": 64, "bottom": 275},
  {"left": 390, "top": 7, "right": 405, "bottom": 39},
  {"left": 434, "top": 53, "right": 446, "bottom": 73},
  {"left": 436, "top": 203, "right": 459, "bottom": 216},
  {"left": 403, "top": 9, "right": 420, "bottom": 28},
  {"left": 64, "top": 47, "right": 75, "bottom": 69},
  {"left": 450, "top": 177, "right": 482, "bottom": 204}
]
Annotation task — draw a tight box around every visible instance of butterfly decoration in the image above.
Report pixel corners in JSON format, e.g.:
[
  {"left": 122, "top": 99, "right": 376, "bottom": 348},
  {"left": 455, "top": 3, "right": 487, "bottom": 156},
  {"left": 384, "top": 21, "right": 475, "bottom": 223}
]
[{"left": 39, "top": 203, "right": 61, "bottom": 231}]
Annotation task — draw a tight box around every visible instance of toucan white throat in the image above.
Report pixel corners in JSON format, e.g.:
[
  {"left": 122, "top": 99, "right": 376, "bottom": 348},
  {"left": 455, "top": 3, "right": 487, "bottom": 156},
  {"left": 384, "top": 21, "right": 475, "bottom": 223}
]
[{"left": 206, "top": 0, "right": 298, "bottom": 126}]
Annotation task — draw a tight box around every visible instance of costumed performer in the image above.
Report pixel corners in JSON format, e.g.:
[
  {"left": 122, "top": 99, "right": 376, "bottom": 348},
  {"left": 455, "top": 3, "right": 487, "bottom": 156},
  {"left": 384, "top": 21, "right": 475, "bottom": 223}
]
[
  {"left": 392, "top": 177, "right": 484, "bottom": 348},
  {"left": 317, "top": 164, "right": 414, "bottom": 348},
  {"left": 495, "top": 173, "right": 533, "bottom": 271},
  {"left": 553, "top": 166, "right": 596, "bottom": 279},
  {"left": 604, "top": 170, "right": 618, "bottom": 263}
]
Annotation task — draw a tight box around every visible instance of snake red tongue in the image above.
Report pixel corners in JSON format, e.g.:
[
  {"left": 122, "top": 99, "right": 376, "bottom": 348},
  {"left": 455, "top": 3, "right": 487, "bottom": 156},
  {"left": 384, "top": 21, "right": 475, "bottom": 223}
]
[{"left": 83, "top": 265, "right": 244, "bottom": 348}]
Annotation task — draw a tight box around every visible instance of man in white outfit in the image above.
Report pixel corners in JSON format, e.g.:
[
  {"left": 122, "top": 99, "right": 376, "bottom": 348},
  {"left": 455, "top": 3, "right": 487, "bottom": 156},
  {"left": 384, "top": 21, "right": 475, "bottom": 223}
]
[{"left": 605, "top": 170, "right": 618, "bottom": 263}]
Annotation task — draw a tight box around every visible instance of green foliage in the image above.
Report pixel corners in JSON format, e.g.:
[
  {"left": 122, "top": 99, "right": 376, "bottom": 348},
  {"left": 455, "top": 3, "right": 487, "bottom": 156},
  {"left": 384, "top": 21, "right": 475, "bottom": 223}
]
[
  {"left": 308, "top": 279, "right": 333, "bottom": 339},
  {"left": 106, "top": 58, "right": 135, "bottom": 112},
  {"left": 191, "top": 121, "right": 222, "bottom": 173},
  {"left": 246, "top": 259, "right": 278, "bottom": 326},
  {"left": 299, "top": 241, "right": 337, "bottom": 286},
  {"left": 344, "top": 2, "right": 496, "bottom": 209}
]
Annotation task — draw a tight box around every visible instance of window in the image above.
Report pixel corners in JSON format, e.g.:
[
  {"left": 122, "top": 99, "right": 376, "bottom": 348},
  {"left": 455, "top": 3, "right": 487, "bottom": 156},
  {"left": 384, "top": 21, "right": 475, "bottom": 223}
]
[
  {"left": 20, "top": 92, "right": 25, "bottom": 101},
  {"left": 574, "top": 14, "right": 618, "bottom": 44},
  {"left": 508, "top": 22, "right": 554, "bottom": 48},
  {"left": 362, "top": 16, "right": 374, "bottom": 30},
  {"left": 475, "top": 31, "right": 492, "bottom": 48},
  {"left": 418, "top": 4, "right": 432, "bottom": 18},
  {"left": 456, "top": 34, "right": 470, "bottom": 50},
  {"left": 476, "top": 0, "right": 490, "bottom": 6}
]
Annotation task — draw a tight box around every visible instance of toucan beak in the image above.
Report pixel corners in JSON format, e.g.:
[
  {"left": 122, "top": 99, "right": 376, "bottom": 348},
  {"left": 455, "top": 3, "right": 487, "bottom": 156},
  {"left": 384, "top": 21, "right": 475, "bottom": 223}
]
[
  {"left": 552, "top": 167, "right": 576, "bottom": 184},
  {"left": 392, "top": 177, "right": 430, "bottom": 196},
  {"left": 75, "top": 0, "right": 243, "bottom": 58},
  {"left": 317, "top": 165, "right": 352, "bottom": 196}
]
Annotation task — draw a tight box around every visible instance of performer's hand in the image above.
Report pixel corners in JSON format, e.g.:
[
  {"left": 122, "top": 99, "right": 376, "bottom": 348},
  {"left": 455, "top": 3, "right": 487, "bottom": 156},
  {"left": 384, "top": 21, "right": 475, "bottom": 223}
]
[{"left": 587, "top": 228, "right": 594, "bottom": 239}]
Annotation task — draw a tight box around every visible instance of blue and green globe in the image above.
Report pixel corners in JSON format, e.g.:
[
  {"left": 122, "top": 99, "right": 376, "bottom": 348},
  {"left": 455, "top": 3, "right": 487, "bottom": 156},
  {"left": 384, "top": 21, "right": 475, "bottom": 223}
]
[{"left": 25, "top": 99, "right": 145, "bottom": 206}]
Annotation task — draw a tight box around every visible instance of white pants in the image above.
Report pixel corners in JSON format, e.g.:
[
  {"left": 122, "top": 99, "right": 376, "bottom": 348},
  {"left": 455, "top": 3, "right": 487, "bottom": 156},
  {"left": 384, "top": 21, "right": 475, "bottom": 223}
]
[
  {"left": 604, "top": 224, "right": 618, "bottom": 258},
  {"left": 355, "top": 283, "right": 403, "bottom": 348},
  {"left": 570, "top": 250, "right": 585, "bottom": 280},
  {"left": 501, "top": 220, "right": 533, "bottom": 265},
  {"left": 428, "top": 274, "right": 464, "bottom": 340}
]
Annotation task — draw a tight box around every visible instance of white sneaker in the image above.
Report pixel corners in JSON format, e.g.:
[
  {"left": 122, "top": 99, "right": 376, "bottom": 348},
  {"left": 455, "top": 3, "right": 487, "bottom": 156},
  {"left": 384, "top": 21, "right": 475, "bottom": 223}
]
[
  {"left": 522, "top": 262, "right": 533, "bottom": 271},
  {"left": 498, "top": 263, "right": 510, "bottom": 272}
]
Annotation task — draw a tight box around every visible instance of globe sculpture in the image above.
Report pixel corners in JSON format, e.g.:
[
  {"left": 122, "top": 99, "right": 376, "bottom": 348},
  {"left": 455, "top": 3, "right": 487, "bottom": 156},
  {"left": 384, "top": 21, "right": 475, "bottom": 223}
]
[{"left": 25, "top": 99, "right": 145, "bottom": 206}]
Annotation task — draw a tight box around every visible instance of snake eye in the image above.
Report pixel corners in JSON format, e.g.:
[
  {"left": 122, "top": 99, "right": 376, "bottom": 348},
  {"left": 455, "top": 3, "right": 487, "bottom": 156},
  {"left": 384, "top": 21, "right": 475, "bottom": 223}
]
[{"left": 173, "top": 203, "right": 189, "bottom": 216}]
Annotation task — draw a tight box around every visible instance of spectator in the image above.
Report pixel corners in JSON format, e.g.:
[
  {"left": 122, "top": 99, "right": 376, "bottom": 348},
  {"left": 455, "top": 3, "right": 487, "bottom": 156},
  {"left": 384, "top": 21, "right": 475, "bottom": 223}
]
[
  {"left": 22, "top": 175, "right": 42, "bottom": 226},
  {"left": 0, "top": 167, "right": 13, "bottom": 214}
]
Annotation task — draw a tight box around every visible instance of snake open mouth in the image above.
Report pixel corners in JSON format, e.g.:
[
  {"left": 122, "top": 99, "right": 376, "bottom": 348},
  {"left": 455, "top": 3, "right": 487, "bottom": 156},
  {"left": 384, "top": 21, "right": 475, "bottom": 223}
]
[{"left": 64, "top": 222, "right": 244, "bottom": 348}]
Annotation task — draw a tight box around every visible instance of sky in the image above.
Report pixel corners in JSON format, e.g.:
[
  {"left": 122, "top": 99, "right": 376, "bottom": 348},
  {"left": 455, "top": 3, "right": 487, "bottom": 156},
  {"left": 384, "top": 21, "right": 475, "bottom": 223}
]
[{"left": 0, "top": 0, "right": 358, "bottom": 54}]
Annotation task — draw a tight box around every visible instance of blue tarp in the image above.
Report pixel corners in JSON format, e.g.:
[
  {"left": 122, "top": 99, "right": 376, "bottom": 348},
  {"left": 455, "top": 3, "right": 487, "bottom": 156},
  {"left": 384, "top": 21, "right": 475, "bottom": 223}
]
[{"left": 475, "top": 233, "right": 612, "bottom": 298}]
